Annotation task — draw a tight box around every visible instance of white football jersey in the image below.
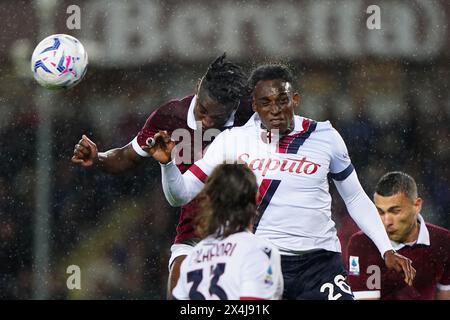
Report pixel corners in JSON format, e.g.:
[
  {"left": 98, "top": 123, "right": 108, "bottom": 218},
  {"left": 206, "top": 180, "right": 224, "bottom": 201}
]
[
  {"left": 185, "top": 113, "right": 354, "bottom": 254},
  {"left": 172, "top": 231, "right": 283, "bottom": 300}
]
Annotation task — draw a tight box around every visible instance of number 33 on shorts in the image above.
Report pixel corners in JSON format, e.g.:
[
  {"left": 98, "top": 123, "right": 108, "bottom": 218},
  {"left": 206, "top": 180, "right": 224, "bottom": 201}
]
[{"left": 320, "top": 275, "right": 354, "bottom": 300}]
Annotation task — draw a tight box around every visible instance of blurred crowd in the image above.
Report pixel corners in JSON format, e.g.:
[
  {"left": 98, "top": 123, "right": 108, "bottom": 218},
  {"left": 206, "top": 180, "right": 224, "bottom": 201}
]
[{"left": 0, "top": 58, "right": 449, "bottom": 299}]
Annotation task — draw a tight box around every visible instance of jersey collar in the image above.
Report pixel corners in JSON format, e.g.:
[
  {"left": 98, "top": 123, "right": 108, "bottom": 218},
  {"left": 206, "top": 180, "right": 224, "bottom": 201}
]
[
  {"left": 187, "top": 95, "right": 236, "bottom": 130},
  {"left": 390, "top": 214, "right": 430, "bottom": 250}
]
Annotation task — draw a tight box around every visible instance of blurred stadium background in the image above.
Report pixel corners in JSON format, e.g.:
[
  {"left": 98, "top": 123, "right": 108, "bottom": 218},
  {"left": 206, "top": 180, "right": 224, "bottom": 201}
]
[{"left": 0, "top": 0, "right": 449, "bottom": 299}]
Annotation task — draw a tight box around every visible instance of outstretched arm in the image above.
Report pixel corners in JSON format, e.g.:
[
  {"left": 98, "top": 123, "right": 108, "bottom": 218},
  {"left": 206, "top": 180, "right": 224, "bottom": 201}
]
[{"left": 72, "top": 135, "right": 142, "bottom": 174}]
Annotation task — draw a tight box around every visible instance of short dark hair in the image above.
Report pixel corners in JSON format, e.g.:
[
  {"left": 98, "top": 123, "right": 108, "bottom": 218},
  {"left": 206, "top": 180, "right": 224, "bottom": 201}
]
[
  {"left": 196, "top": 164, "right": 258, "bottom": 239},
  {"left": 375, "top": 171, "right": 418, "bottom": 201},
  {"left": 248, "top": 64, "right": 295, "bottom": 92},
  {"left": 202, "top": 53, "right": 249, "bottom": 108}
]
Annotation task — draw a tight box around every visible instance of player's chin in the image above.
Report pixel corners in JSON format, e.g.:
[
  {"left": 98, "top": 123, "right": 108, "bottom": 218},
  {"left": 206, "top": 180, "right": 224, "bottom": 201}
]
[
  {"left": 269, "top": 118, "right": 287, "bottom": 128},
  {"left": 387, "top": 232, "right": 400, "bottom": 241}
]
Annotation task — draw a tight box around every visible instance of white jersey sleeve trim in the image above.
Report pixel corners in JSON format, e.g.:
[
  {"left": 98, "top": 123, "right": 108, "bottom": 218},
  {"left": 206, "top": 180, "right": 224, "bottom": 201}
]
[
  {"left": 334, "top": 170, "right": 393, "bottom": 258},
  {"left": 437, "top": 283, "right": 450, "bottom": 291},
  {"left": 353, "top": 290, "right": 381, "bottom": 300},
  {"left": 131, "top": 137, "right": 151, "bottom": 157},
  {"left": 160, "top": 161, "right": 204, "bottom": 207}
]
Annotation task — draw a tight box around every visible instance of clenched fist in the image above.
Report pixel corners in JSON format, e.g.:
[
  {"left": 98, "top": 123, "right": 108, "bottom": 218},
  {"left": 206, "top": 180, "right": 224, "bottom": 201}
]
[{"left": 71, "top": 135, "right": 98, "bottom": 167}]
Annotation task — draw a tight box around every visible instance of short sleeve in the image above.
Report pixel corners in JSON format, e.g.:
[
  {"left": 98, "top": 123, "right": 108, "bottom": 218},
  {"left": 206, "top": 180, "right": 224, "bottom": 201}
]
[
  {"left": 329, "top": 128, "right": 354, "bottom": 181},
  {"left": 131, "top": 110, "right": 160, "bottom": 157},
  {"left": 240, "top": 244, "right": 283, "bottom": 300}
]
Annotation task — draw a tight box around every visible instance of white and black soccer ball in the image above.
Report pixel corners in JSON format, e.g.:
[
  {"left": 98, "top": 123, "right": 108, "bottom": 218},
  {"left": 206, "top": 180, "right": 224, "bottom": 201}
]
[{"left": 31, "top": 34, "right": 88, "bottom": 89}]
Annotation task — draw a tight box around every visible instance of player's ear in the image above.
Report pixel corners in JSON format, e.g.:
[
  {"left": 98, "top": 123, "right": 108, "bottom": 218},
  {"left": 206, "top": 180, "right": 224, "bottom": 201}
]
[
  {"left": 293, "top": 92, "right": 300, "bottom": 107},
  {"left": 252, "top": 96, "right": 258, "bottom": 112},
  {"left": 414, "top": 197, "right": 423, "bottom": 215}
]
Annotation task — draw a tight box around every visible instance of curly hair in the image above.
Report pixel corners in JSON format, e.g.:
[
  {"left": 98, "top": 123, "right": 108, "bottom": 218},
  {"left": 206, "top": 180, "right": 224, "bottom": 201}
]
[{"left": 202, "top": 53, "right": 249, "bottom": 108}]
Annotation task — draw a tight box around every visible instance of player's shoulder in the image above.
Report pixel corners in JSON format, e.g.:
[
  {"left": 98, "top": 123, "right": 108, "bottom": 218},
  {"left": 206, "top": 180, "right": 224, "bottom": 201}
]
[
  {"left": 426, "top": 222, "right": 450, "bottom": 235},
  {"left": 152, "top": 95, "right": 193, "bottom": 119},
  {"left": 308, "top": 118, "right": 339, "bottom": 134},
  {"left": 235, "top": 113, "right": 258, "bottom": 129},
  {"left": 298, "top": 116, "right": 340, "bottom": 138},
  {"left": 427, "top": 223, "right": 450, "bottom": 245},
  {"left": 210, "top": 126, "right": 235, "bottom": 144}
]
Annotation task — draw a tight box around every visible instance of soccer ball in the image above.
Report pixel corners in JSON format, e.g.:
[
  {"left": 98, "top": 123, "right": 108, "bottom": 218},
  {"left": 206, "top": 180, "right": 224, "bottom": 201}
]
[{"left": 31, "top": 34, "right": 88, "bottom": 89}]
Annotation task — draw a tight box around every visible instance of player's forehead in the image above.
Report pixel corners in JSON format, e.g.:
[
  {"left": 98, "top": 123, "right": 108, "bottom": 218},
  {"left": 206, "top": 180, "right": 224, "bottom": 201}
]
[
  {"left": 197, "top": 87, "right": 228, "bottom": 113},
  {"left": 374, "top": 192, "right": 411, "bottom": 208},
  {"left": 253, "top": 79, "right": 292, "bottom": 100}
]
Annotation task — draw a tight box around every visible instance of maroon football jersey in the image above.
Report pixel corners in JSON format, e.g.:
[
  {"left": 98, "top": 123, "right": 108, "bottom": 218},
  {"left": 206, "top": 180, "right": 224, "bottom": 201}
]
[
  {"left": 135, "top": 95, "right": 253, "bottom": 244},
  {"left": 345, "top": 223, "right": 450, "bottom": 300}
]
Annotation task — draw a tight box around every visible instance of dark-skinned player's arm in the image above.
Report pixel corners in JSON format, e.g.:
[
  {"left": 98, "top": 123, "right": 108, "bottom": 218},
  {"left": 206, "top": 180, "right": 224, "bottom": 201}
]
[
  {"left": 71, "top": 134, "right": 143, "bottom": 174},
  {"left": 72, "top": 108, "right": 164, "bottom": 173}
]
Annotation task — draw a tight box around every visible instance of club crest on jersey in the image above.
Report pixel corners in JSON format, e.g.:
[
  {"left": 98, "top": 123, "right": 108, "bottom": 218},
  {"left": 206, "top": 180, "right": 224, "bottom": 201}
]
[{"left": 349, "top": 256, "right": 360, "bottom": 276}]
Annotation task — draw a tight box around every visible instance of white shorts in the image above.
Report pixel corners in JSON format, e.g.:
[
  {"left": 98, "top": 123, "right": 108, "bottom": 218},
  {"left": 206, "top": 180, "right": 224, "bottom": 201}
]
[{"left": 168, "top": 243, "right": 195, "bottom": 271}]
